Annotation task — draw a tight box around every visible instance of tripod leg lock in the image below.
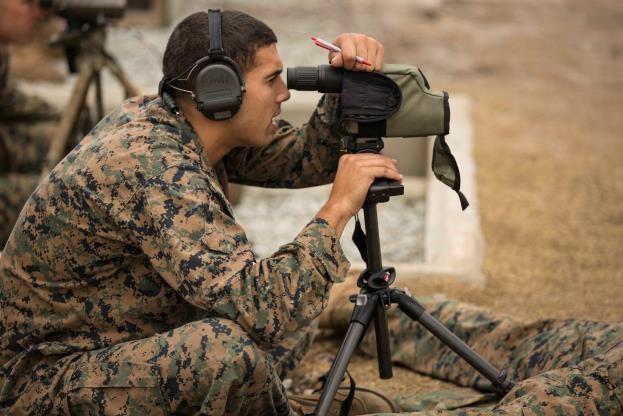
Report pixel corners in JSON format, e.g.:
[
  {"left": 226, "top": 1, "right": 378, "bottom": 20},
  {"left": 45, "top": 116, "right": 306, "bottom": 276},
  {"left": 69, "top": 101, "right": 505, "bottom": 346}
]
[
  {"left": 349, "top": 294, "right": 379, "bottom": 326},
  {"left": 494, "top": 370, "right": 515, "bottom": 394},
  {"left": 378, "top": 290, "right": 392, "bottom": 310},
  {"left": 390, "top": 289, "right": 425, "bottom": 318}
]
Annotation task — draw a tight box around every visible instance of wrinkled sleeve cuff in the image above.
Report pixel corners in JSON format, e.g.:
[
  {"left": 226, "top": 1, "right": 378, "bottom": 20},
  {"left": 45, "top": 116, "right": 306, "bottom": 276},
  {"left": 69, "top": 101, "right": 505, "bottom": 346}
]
[{"left": 295, "top": 217, "right": 350, "bottom": 283}]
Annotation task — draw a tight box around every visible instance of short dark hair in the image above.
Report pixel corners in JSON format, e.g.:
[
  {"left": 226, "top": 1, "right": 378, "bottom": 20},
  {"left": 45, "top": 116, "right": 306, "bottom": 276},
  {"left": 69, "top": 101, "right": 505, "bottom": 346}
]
[{"left": 162, "top": 10, "right": 277, "bottom": 79}]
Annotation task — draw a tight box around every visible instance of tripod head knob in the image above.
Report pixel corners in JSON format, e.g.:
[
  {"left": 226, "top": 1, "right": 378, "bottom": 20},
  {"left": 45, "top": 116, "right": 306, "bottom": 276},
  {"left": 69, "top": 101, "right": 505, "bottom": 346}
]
[{"left": 357, "top": 267, "right": 396, "bottom": 291}]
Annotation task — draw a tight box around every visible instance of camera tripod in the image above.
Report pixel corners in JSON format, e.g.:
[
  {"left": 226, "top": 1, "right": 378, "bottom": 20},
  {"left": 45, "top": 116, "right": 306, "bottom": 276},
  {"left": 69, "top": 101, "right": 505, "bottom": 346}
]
[
  {"left": 313, "top": 136, "right": 514, "bottom": 415},
  {"left": 41, "top": 21, "right": 138, "bottom": 177}
]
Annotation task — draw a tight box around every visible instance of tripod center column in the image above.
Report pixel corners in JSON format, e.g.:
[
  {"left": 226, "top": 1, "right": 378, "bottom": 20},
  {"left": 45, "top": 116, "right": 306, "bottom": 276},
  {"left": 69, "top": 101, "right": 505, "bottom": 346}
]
[{"left": 362, "top": 202, "right": 383, "bottom": 270}]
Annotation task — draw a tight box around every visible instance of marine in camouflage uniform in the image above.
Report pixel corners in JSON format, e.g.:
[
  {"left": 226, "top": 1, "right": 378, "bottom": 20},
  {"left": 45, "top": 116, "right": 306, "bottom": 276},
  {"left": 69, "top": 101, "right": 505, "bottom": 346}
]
[
  {"left": 0, "top": 8, "right": 400, "bottom": 415},
  {"left": 323, "top": 285, "right": 623, "bottom": 415},
  {"left": 0, "top": 91, "right": 351, "bottom": 415},
  {"left": 0, "top": 42, "right": 59, "bottom": 247}
]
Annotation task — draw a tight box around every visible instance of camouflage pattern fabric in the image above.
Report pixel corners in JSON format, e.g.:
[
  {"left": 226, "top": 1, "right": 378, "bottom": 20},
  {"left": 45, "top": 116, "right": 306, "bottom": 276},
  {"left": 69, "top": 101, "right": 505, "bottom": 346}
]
[
  {"left": 45, "top": 318, "right": 317, "bottom": 415},
  {"left": 0, "top": 93, "right": 349, "bottom": 415},
  {"left": 0, "top": 43, "right": 59, "bottom": 248},
  {"left": 356, "top": 296, "right": 623, "bottom": 415}
]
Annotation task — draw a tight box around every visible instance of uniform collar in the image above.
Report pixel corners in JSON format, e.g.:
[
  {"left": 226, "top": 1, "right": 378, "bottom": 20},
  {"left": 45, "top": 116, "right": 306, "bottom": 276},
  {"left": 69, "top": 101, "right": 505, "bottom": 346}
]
[{"left": 144, "top": 95, "right": 234, "bottom": 217}]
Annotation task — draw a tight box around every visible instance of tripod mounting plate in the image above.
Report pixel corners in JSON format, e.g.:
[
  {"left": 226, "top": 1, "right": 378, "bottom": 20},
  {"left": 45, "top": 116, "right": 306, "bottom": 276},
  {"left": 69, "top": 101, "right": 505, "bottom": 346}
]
[{"left": 366, "top": 179, "right": 404, "bottom": 203}]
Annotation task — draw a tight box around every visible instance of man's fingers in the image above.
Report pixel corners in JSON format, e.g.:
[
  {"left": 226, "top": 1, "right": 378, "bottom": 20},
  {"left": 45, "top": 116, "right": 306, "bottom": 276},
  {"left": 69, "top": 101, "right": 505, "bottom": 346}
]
[
  {"left": 354, "top": 35, "right": 369, "bottom": 71},
  {"left": 371, "top": 38, "right": 384, "bottom": 71},
  {"left": 331, "top": 33, "right": 385, "bottom": 71},
  {"left": 366, "top": 165, "right": 403, "bottom": 182},
  {"left": 340, "top": 153, "right": 398, "bottom": 169},
  {"left": 340, "top": 154, "right": 402, "bottom": 181},
  {"left": 366, "top": 37, "right": 378, "bottom": 72},
  {"left": 329, "top": 51, "right": 340, "bottom": 66},
  {"left": 339, "top": 37, "right": 358, "bottom": 70}
]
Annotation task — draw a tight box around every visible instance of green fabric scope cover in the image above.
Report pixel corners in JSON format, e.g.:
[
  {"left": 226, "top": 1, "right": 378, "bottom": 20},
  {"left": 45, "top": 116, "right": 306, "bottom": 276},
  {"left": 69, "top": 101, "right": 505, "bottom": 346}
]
[
  {"left": 338, "top": 64, "right": 467, "bottom": 210},
  {"left": 340, "top": 63, "right": 449, "bottom": 138}
]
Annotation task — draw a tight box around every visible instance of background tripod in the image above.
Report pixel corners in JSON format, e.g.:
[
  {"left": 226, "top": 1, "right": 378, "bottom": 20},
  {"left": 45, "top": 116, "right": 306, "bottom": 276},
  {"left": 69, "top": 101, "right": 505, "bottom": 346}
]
[
  {"left": 314, "top": 136, "right": 514, "bottom": 416},
  {"left": 41, "top": 20, "right": 138, "bottom": 177}
]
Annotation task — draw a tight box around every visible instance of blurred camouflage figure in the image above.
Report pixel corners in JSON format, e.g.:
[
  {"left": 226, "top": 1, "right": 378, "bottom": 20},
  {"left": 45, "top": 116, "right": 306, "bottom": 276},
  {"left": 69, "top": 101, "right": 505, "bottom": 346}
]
[
  {"left": 0, "top": 0, "right": 59, "bottom": 247},
  {"left": 0, "top": 8, "right": 397, "bottom": 416},
  {"left": 322, "top": 284, "right": 623, "bottom": 415}
]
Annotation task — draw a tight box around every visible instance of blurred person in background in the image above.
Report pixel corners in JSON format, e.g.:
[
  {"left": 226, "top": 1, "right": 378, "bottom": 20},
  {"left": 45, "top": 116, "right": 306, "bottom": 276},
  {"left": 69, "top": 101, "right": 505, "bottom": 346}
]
[{"left": 0, "top": 0, "right": 59, "bottom": 248}]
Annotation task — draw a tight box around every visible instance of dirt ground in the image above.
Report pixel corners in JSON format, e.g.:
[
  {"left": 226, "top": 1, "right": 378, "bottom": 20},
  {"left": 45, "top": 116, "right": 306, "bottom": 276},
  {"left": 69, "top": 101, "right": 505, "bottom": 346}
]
[
  {"left": 391, "top": 0, "right": 623, "bottom": 323},
  {"left": 289, "top": 0, "right": 623, "bottom": 399},
  {"left": 10, "top": 0, "right": 623, "bottom": 404}
]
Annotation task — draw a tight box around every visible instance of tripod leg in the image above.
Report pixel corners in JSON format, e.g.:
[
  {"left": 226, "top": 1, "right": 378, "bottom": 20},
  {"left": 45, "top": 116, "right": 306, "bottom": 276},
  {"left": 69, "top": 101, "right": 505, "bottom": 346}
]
[
  {"left": 42, "top": 63, "right": 95, "bottom": 178},
  {"left": 373, "top": 299, "right": 393, "bottom": 379},
  {"left": 104, "top": 56, "right": 140, "bottom": 98},
  {"left": 392, "top": 289, "right": 514, "bottom": 394},
  {"left": 94, "top": 71, "right": 104, "bottom": 121},
  {"left": 314, "top": 294, "right": 379, "bottom": 416},
  {"left": 362, "top": 200, "right": 393, "bottom": 379}
]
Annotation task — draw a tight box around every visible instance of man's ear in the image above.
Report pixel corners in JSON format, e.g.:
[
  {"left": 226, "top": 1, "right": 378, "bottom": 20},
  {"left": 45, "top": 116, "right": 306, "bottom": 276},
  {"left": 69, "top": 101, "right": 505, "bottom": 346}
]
[{"left": 175, "top": 94, "right": 197, "bottom": 115}]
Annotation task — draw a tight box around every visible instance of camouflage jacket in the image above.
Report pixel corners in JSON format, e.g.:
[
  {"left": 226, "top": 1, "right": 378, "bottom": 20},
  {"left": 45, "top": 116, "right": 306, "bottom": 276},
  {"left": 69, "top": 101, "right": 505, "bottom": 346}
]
[{"left": 0, "top": 94, "right": 350, "bottom": 412}]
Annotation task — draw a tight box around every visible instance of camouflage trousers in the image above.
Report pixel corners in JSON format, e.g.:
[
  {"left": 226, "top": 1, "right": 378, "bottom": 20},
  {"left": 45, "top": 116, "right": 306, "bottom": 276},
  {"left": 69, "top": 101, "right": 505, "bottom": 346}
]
[
  {"left": 356, "top": 295, "right": 623, "bottom": 415},
  {"left": 0, "top": 119, "right": 56, "bottom": 247},
  {"left": 41, "top": 318, "right": 316, "bottom": 416},
  {"left": 13, "top": 292, "right": 623, "bottom": 415}
]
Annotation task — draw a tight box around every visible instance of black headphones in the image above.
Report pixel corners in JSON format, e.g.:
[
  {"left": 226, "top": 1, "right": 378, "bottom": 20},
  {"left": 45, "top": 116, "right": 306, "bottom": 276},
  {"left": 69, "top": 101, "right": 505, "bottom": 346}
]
[{"left": 159, "top": 9, "right": 245, "bottom": 121}]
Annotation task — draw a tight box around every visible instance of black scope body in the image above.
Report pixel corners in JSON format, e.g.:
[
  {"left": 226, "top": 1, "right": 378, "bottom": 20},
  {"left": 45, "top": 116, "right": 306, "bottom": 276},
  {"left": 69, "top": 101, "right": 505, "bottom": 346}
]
[
  {"left": 287, "top": 65, "right": 344, "bottom": 93},
  {"left": 39, "top": 0, "right": 126, "bottom": 21}
]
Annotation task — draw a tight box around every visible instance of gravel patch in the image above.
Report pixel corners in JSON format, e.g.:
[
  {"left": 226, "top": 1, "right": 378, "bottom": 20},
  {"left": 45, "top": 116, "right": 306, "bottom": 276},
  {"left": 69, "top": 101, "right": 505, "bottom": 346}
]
[{"left": 233, "top": 184, "right": 425, "bottom": 264}]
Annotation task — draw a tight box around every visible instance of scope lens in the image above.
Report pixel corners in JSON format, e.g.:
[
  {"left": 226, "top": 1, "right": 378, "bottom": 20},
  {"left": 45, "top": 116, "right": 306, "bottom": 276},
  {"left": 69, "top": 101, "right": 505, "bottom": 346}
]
[
  {"left": 287, "top": 65, "right": 343, "bottom": 93},
  {"left": 287, "top": 67, "right": 320, "bottom": 91}
]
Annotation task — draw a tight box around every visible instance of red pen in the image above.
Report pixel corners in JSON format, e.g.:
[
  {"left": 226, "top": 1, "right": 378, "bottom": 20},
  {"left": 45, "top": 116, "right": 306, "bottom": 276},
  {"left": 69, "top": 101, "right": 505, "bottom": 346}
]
[{"left": 310, "top": 36, "right": 372, "bottom": 66}]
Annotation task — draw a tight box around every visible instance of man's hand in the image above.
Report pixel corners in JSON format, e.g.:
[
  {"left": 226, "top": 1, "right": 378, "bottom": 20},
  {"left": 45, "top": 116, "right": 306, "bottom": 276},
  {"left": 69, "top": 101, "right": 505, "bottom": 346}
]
[
  {"left": 316, "top": 153, "right": 402, "bottom": 237},
  {"left": 329, "top": 33, "right": 384, "bottom": 72}
]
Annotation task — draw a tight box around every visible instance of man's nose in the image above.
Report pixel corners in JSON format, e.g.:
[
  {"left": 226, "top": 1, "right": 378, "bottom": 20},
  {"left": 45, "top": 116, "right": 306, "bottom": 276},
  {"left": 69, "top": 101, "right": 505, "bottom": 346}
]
[
  {"left": 277, "top": 79, "right": 291, "bottom": 103},
  {"left": 279, "top": 89, "right": 291, "bottom": 103}
]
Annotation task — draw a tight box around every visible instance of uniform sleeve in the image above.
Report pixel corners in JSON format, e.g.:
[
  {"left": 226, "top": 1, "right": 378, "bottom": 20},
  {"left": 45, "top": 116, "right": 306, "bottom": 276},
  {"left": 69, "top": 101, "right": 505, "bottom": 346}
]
[
  {"left": 132, "top": 165, "right": 350, "bottom": 346},
  {"left": 224, "top": 94, "right": 346, "bottom": 188}
]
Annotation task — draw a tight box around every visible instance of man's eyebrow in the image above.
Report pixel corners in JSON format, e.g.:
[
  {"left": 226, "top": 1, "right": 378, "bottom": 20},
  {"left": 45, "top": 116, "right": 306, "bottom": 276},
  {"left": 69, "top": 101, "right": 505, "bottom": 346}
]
[{"left": 265, "top": 68, "right": 283, "bottom": 79}]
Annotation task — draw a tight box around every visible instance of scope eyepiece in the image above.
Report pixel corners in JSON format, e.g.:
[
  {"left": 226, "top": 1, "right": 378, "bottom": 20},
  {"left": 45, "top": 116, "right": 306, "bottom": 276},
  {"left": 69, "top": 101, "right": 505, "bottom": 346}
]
[
  {"left": 287, "top": 65, "right": 344, "bottom": 93},
  {"left": 39, "top": 0, "right": 126, "bottom": 21}
]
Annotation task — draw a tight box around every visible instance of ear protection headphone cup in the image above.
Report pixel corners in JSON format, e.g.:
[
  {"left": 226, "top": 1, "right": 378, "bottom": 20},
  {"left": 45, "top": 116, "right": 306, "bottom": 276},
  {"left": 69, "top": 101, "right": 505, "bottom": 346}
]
[
  {"left": 193, "top": 56, "right": 245, "bottom": 121},
  {"left": 159, "top": 9, "right": 246, "bottom": 120}
]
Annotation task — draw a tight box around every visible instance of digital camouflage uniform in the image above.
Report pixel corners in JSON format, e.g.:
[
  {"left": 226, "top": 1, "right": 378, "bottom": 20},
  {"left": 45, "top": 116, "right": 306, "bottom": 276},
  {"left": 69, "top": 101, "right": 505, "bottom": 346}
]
[
  {"left": 347, "top": 294, "right": 623, "bottom": 415},
  {"left": 0, "top": 42, "right": 59, "bottom": 248},
  {"left": 0, "top": 93, "right": 350, "bottom": 415}
]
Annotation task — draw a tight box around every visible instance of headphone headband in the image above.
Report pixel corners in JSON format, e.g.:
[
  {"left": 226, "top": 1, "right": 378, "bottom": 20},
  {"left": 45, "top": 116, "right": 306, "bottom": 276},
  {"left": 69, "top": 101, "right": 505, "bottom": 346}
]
[{"left": 208, "top": 9, "right": 225, "bottom": 58}]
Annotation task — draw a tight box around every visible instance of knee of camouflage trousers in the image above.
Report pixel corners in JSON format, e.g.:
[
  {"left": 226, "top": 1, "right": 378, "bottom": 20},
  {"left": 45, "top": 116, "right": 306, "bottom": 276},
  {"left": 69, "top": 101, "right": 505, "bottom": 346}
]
[
  {"left": 48, "top": 318, "right": 291, "bottom": 416},
  {"left": 494, "top": 340, "right": 623, "bottom": 416}
]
